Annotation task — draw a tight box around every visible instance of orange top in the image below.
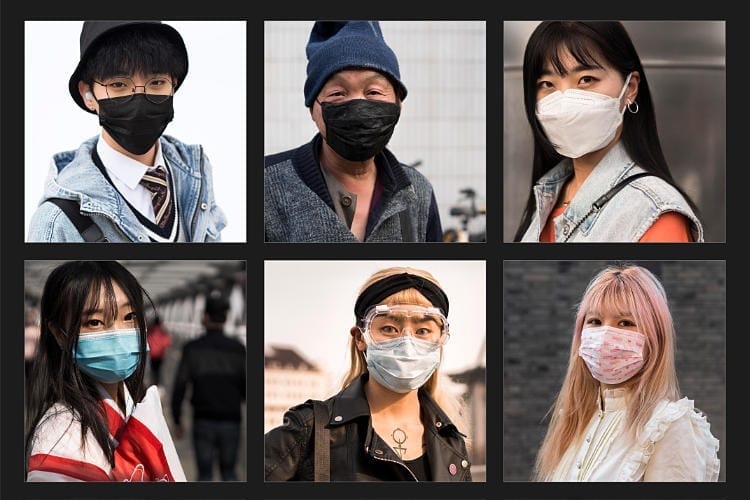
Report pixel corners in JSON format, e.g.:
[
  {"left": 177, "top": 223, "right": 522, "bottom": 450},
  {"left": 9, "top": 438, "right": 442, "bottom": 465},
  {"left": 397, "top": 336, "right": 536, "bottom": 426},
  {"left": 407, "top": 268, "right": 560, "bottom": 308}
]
[{"left": 539, "top": 207, "right": 692, "bottom": 242}]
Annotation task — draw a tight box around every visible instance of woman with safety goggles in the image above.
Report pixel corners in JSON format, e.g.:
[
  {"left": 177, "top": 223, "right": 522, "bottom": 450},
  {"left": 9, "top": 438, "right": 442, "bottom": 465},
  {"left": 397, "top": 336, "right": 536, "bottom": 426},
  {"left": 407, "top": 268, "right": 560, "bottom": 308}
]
[{"left": 265, "top": 266, "right": 472, "bottom": 481}]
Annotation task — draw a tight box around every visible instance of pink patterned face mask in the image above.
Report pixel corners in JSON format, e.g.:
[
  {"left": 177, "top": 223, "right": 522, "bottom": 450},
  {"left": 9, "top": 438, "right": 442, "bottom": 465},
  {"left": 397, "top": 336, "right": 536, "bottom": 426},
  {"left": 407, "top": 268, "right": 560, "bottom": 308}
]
[{"left": 578, "top": 326, "right": 647, "bottom": 384}]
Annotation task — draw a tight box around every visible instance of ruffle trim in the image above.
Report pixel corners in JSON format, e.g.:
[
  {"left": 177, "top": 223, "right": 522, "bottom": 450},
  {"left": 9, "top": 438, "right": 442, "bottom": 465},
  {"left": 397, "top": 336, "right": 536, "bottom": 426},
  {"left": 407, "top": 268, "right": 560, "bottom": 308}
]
[{"left": 617, "top": 397, "right": 720, "bottom": 481}]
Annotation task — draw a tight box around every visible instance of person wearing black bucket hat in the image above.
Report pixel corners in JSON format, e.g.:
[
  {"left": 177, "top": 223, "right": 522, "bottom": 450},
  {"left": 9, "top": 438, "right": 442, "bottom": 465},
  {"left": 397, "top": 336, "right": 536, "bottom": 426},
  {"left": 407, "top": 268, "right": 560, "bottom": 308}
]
[
  {"left": 264, "top": 21, "right": 443, "bottom": 243},
  {"left": 27, "top": 20, "right": 226, "bottom": 243}
]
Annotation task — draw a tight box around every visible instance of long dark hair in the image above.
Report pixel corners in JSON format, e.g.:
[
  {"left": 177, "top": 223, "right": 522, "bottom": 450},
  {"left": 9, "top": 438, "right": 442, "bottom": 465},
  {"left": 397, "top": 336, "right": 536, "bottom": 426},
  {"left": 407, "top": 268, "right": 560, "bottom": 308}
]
[
  {"left": 25, "top": 261, "right": 151, "bottom": 473},
  {"left": 513, "top": 21, "right": 700, "bottom": 241}
]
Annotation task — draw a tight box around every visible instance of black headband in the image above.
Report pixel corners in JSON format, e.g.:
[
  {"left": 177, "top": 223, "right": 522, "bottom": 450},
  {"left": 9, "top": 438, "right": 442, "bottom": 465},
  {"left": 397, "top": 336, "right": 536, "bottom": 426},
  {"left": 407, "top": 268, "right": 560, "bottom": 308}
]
[{"left": 354, "top": 273, "right": 449, "bottom": 320}]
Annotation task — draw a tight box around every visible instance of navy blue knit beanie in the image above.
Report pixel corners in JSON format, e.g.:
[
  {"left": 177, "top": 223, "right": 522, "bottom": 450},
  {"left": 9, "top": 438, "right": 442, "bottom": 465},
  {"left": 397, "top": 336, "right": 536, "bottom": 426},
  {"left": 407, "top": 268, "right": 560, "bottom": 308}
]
[{"left": 304, "top": 21, "right": 407, "bottom": 107}]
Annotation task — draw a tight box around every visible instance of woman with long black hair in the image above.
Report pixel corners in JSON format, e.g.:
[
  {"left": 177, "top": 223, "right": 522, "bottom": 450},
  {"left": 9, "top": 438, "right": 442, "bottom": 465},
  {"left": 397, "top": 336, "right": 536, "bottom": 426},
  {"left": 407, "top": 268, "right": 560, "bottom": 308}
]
[
  {"left": 514, "top": 21, "right": 703, "bottom": 242},
  {"left": 25, "top": 261, "right": 185, "bottom": 481}
]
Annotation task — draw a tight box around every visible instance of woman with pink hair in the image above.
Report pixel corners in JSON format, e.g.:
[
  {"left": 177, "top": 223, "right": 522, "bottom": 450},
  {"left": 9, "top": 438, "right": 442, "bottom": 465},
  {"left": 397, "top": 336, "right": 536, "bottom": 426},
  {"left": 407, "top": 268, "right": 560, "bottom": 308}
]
[{"left": 534, "top": 264, "right": 719, "bottom": 481}]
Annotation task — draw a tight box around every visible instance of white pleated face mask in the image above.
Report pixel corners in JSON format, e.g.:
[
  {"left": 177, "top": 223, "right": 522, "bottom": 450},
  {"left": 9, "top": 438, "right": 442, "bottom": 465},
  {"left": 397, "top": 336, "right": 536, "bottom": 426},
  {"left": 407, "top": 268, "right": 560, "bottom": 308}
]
[
  {"left": 536, "top": 72, "right": 632, "bottom": 158},
  {"left": 578, "top": 324, "right": 647, "bottom": 385}
]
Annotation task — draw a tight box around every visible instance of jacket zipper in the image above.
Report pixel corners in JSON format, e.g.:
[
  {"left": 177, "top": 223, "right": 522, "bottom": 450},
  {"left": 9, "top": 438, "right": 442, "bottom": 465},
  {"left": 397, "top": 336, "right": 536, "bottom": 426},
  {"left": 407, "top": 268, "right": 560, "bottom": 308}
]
[
  {"left": 366, "top": 446, "right": 418, "bottom": 481},
  {"left": 80, "top": 209, "right": 132, "bottom": 242}
]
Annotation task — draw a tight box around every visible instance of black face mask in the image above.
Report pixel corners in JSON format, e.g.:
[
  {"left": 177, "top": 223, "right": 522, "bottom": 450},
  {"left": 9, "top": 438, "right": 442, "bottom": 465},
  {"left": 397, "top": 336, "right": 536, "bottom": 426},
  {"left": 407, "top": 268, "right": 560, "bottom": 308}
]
[
  {"left": 97, "top": 94, "right": 174, "bottom": 155},
  {"left": 319, "top": 99, "right": 400, "bottom": 162}
]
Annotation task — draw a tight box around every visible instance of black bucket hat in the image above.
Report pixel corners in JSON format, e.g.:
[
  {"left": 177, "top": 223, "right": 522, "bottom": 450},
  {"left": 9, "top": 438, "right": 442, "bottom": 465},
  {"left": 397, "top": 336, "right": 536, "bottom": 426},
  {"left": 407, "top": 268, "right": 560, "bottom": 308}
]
[{"left": 69, "top": 20, "right": 189, "bottom": 114}]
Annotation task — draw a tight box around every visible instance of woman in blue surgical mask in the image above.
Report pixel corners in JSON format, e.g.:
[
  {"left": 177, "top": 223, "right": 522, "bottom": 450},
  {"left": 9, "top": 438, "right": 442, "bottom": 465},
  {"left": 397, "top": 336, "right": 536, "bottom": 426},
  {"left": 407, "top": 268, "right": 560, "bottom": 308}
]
[
  {"left": 25, "top": 261, "right": 185, "bottom": 482},
  {"left": 265, "top": 266, "right": 472, "bottom": 481},
  {"left": 513, "top": 21, "right": 703, "bottom": 243}
]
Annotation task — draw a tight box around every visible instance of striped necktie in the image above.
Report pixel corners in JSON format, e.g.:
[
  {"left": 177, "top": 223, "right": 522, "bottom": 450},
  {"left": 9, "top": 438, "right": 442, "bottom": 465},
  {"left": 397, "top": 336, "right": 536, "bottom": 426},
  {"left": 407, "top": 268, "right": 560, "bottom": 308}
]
[{"left": 140, "top": 166, "right": 173, "bottom": 228}]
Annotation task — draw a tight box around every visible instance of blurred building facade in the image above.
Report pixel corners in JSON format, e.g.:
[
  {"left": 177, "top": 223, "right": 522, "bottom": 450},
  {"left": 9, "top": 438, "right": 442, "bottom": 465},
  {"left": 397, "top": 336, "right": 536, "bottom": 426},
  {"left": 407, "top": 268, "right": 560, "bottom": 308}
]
[{"left": 264, "top": 345, "right": 335, "bottom": 432}]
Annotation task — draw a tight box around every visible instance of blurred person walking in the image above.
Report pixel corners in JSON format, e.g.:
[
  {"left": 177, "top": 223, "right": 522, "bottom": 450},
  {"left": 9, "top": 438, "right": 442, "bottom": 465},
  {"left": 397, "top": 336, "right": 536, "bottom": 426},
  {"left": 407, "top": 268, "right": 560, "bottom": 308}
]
[
  {"left": 171, "top": 290, "right": 246, "bottom": 481},
  {"left": 146, "top": 315, "right": 172, "bottom": 388}
]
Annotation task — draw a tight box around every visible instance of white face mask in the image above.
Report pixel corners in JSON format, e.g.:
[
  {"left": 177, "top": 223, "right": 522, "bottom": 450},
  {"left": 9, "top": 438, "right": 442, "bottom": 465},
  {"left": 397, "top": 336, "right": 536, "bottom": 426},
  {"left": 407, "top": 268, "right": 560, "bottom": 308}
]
[
  {"left": 536, "top": 72, "right": 632, "bottom": 158},
  {"left": 578, "top": 325, "right": 646, "bottom": 385}
]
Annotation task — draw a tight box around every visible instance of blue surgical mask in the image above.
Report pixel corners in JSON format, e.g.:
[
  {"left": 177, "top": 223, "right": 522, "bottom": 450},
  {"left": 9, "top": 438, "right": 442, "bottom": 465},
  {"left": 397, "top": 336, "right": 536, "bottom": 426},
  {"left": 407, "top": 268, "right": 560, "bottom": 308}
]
[
  {"left": 73, "top": 328, "right": 145, "bottom": 383},
  {"left": 365, "top": 335, "right": 441, "bottom": 393}
]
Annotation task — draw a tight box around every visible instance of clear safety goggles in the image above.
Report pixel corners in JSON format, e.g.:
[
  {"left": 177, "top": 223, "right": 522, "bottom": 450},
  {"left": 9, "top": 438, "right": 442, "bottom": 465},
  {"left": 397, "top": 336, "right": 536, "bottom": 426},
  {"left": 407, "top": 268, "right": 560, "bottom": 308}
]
[{"left": 360, "top": 304, "right": 450, "bottom": 346}]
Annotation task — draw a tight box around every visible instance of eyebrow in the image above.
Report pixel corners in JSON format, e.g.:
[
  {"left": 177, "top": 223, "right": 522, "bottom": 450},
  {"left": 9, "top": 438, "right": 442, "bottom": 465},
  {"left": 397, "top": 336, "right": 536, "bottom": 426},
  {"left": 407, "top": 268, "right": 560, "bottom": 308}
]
[
  {"left": 539, "top": 63, "right": 604, "bottom": 79},
  {"left": 82, "top": 302, "right": 132, "bottom": 316},
  {"left": 585, "top": 310, "right": 633, "bottom": 318},
  {"left": 325, "top": 72, "right": 390, "bottom": 87}
]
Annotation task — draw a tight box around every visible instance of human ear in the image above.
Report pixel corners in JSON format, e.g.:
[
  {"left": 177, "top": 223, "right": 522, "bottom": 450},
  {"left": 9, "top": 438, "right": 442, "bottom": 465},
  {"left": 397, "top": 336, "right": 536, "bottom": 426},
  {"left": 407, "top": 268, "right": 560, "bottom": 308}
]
[
  {"left": 625, "top": 71, "right": 640, "bottom": 105},
  {"left": 78, "top": 81, "right": 97, "bottom": 112},
  {"left": 350, "top": 326, "right": 367, "bottom": 352}
]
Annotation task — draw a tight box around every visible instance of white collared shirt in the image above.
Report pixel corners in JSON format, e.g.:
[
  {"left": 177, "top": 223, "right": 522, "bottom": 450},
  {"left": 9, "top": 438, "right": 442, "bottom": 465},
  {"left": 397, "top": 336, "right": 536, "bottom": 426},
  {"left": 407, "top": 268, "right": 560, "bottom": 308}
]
[{"left": 96, "top": 136, "right": 168, "bottom": 223}]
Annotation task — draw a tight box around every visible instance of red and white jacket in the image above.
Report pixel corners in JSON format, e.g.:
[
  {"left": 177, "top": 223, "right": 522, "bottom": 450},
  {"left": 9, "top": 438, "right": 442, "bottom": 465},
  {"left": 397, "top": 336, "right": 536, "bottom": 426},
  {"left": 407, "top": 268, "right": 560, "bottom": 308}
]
[{"left": 27, "top": 384, "right": 186, "bottom": 481}]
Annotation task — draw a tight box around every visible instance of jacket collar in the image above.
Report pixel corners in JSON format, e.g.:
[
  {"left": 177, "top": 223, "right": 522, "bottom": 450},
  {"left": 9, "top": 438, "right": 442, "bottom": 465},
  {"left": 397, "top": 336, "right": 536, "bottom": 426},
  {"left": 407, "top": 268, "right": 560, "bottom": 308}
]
[
  {"left": 533, "top": 141, "right": 639, "bottom": 238},
  {"left": 326, "top": 373, "right": 461, "bottom": 436},
  {"left": 292, "top": 134, "right": 413, "bottom": 212}
]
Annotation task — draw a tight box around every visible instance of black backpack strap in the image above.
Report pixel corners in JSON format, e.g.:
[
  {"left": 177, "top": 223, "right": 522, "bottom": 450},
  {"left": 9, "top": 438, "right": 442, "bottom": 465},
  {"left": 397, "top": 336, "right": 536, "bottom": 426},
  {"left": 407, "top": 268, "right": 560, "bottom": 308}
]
[
  {"left": 563, "top": 172, "right": 656, "bottom": 242},
  {"left": 592, "top": 172, "right": 656, "bottom": 210},
  {"left": 47, "top": 198, "right": 107, "bottom": 242},
  {"left": 312, "top": 400, "right": 330, "bottom": 482}
]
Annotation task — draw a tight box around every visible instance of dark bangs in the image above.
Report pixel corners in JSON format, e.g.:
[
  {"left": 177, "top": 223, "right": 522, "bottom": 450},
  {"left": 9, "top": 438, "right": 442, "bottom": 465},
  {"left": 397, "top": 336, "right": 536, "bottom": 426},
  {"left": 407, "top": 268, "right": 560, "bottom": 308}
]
[
  {"left": 81, "top": 24, "right": 184, "bottom": 81},
  {"left": 525, "top": 22, "right": 610, "bottom": 87}
]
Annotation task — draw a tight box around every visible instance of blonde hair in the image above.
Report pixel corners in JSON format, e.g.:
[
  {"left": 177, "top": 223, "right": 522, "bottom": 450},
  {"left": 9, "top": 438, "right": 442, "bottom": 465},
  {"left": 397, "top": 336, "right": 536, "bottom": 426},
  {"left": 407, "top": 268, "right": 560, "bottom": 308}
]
[
  {"left": 533, "top": 264, "right": 680, "bottom": 480},
  {"left": 342, "top": 266, "right": 470, "bottom": 437}
]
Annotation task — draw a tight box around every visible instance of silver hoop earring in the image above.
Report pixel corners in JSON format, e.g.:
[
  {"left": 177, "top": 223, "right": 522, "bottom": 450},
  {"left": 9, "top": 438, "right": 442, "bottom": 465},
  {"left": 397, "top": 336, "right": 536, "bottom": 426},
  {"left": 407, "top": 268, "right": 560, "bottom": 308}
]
[{"left": 627, "top": 101, "right": 639, "bottom": 114}]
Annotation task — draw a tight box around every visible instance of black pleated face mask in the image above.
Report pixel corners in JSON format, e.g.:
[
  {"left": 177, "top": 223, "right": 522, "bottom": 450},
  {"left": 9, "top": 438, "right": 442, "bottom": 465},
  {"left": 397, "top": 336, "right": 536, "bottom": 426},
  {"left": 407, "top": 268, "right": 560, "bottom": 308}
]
[
  {"left": 97, "top": 94, "right": 175, "bottom": 155},
  {"left": 318, "top": 99, "right": 401, "bottom": 162}
]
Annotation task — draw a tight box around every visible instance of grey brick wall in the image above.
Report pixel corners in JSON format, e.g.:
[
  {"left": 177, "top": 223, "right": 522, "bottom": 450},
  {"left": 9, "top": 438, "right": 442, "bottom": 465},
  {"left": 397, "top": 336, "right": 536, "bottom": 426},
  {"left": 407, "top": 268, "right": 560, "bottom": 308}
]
[{"left": 502, "top": 260, "right": 726, "bottom": 482}]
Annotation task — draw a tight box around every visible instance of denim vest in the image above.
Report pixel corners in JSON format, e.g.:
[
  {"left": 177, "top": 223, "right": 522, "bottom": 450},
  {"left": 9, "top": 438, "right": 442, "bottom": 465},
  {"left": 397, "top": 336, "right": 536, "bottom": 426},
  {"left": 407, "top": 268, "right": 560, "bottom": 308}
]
[
  {"left": 264, "top": 136, "right": 442, "bottom": 242},
  {"left": 27, "top": 135, "right": 227, "bottom": 242},
  {"left": 521, "top": 142, "right": 704, "bottom": 242}
]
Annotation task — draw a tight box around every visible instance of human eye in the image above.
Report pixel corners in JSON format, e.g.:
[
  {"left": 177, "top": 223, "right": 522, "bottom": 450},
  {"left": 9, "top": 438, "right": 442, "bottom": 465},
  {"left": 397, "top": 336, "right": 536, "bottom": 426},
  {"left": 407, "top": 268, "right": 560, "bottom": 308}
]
[
  {"left": 148, "top": 78, "right": 168, "bottom": 88},
  {"left": 578, "top": 75, "right": 598, "bottom": 84},
  {"left": 321, "top": 89, "right": 346, "bottom": 102},
  {"left": 123, "top": 311, "right": 137, "bottom": 322},
  {"left": 415, "top": 327, "right": 435, "bottom": 337},
  {"left": 618, "top": 318, "right": 637, "bottom": 328},
  {"left": 107, "top": 78, "right": 130, "bottom": 89},
  {"left": 585, "top": 317, "right": 601, "bottom": 326},
  {"left": 80, "top": 316, "right": 106, "bottom": 332},
  {"left": 536, "top": 79, "right": 554, "bottom": 90}
]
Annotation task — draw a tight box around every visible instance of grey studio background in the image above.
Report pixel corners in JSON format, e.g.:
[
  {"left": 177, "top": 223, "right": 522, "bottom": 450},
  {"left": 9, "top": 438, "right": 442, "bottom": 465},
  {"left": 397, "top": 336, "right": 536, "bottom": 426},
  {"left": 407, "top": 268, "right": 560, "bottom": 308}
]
[
  {"left": 503, "top": 21, "right": 726, "bottom": 242},
  {"left": 502, "top": 260, "right": 726, "bottom": 482}
]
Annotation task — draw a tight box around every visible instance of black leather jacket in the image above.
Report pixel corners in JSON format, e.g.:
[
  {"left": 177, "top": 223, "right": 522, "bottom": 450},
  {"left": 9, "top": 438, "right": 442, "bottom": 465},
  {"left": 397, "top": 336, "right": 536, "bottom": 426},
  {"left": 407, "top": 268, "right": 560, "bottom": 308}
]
[{"left": 265, "top": 374, "right": 472, "bottom": 481}]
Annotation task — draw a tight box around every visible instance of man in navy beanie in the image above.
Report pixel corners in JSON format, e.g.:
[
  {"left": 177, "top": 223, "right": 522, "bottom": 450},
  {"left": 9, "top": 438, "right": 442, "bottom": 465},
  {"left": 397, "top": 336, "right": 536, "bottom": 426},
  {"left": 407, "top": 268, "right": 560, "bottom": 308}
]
[{"left": 264, "top": 21, "right": 443, "bottom": 242}]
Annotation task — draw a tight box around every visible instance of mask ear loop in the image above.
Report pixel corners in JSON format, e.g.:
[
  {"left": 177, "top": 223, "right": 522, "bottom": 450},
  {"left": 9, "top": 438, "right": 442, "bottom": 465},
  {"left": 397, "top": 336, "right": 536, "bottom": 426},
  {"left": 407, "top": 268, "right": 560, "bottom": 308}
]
[{"left": 618, "top": 72, "right": 634, "bottom": 113}]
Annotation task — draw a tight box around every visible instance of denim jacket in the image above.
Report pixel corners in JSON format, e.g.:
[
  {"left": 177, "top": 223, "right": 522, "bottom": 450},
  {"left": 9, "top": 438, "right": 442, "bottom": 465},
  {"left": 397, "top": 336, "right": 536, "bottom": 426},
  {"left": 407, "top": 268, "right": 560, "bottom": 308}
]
[
  {"left": 521, "top": 141, "right": 704, "bottom": 242},
  {"left": 27, "top": 135, "right": 227, "bottom": 242}
]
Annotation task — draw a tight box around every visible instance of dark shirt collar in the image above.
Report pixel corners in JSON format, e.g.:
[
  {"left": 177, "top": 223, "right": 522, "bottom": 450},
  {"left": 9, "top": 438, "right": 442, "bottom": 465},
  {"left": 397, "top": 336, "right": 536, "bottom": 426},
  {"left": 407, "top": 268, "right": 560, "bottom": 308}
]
[{"left": 293, "top": 133, "right": 412, "bottom": 212}]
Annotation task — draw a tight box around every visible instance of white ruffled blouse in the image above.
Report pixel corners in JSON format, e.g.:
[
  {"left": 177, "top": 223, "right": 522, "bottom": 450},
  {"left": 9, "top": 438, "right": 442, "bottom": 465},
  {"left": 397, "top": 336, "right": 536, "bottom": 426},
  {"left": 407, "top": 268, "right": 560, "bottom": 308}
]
[{"left": 550, "top": 388, "right": 720, "bottom": 481}]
